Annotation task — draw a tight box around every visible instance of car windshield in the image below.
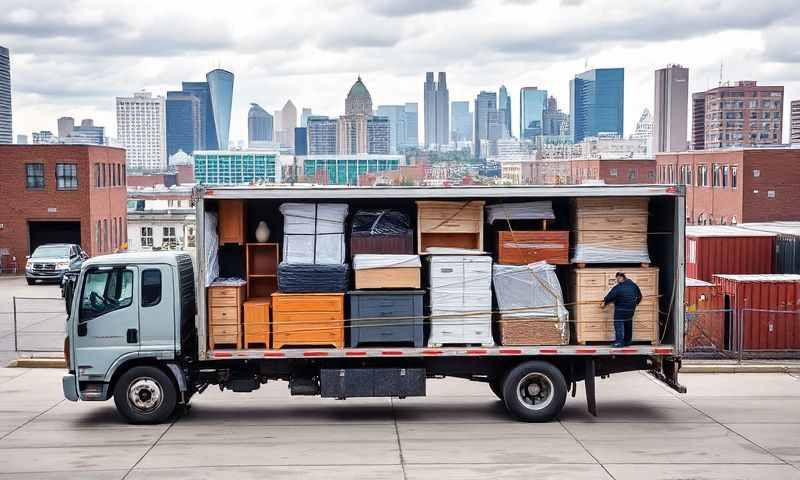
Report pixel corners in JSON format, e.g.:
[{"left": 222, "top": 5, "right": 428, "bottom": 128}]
[{"left": 32, "top": 246, "right": 70, "bottom": 258}]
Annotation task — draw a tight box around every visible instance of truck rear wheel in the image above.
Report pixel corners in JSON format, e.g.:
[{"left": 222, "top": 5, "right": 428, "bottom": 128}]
[
  {"left": 113, "top": 366, "right": 177, "bottom": 424},
  {"left": 502, "top": 361, "right": 566, "bottom": 422}
]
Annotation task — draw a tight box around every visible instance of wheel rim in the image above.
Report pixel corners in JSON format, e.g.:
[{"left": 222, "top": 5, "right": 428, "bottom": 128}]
[
  {"left": 516, "top": 372, "right": 554, "bottom": 411},
  {"left": 127, "top": 377, "right": 164, "bottom": 414}
]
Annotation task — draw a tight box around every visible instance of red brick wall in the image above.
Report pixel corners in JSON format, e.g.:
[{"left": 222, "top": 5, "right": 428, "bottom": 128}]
[
  {"left": 0, "top": 145, "right": 128, "bottom": 263},
  {"left": 570, "top": 159, "right": 656, "bottom": 184}
]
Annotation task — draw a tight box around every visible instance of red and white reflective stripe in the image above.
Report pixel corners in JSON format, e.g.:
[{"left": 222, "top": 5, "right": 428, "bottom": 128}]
[
  {"left": 263, "top": 351, "right": 285, "bottom": 357},
  {"left": 345, "top": 350, "right": 367, "bottom": 357},
  {"left": 466, "top": 349, "right": 488, "bottom": 355},
  {"left": 499, "top": 348, "right": 522, "bottom": 355},
  {"left": 381, "top": 350, "right": 404, "bottom": 356},
  {"left": 576, "top": 348, "right": 597, "bottom": 354},
  {"left": 539, "top": 348, "right": 559, "bottom": 354},
  {"left": 654, "top": 347, "right": 674, "bottom": 354},
  {"left": 611, "top": 348, "right": 638, "bottom": 354},
  {"left": 422, "top": 349, "right": 443, "bottom": 356},
  {"left": 213, "top": 351, "right": 233, "bottom": 358},
  {"left": 303, "top": 351, "right": 329, "bottom": 357}
]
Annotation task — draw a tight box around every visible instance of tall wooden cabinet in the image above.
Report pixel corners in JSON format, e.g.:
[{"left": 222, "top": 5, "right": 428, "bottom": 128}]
[
  {"left": 208, "top": 283, "right": 245, "bottom": 349},
  {"left": 218, "top": 200, "right": 245, "bottom": 245}
]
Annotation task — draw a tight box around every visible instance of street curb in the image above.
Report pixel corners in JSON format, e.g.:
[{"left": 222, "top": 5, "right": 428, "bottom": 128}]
[
  {"left": 681, "top": 364, "right": 800, "bottom": 374},
  {"left": 8, "top": 358, "right": 66, "bottom": 369}
]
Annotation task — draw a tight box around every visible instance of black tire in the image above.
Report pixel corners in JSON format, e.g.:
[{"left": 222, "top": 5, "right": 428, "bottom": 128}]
[
  {"left": 26, "top": 278, "right": 35, "bottom": 285},
  {"left": 502, "top": 361, "right": 567, "bottom": 422},
  {"left": 489, "top": 378, "right": 505, "bottom": 400},
  {"left": 113, "top": 366, "right": 177, "bottom": 424}
]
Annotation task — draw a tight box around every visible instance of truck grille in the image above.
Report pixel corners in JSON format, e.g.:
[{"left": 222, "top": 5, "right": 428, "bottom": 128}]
[{"left": 33, "top": 263, "right": 56, "bottom": 271}]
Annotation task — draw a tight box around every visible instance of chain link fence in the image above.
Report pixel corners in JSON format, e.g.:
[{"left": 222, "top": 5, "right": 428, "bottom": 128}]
[{"left": 10, "top": 297, "right": 67, "bottom": 353}]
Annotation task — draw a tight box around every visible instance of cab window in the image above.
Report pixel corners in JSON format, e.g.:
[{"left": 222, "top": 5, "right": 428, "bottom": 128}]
[
  {"left": 141, "top": 269, "right": 162, "bottom": 307},
  {"left": 79, "top": 268, "right": 133, "bottom": 320}
]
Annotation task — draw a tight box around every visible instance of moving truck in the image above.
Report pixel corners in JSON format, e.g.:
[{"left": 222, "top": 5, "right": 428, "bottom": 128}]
[{"left": 62, "top": 184, "right": 686, "bottom": 424}]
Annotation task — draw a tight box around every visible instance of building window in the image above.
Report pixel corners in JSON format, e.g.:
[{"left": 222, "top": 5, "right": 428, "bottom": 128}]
[
  {"left": 141, "top": 227, "right": 153, "bottom": 247},
  {"left": 56, "top": 164, "right": 78, "bottom": 191},
  {"left": 609, "top": 168, "right": 619, "bottom": 177},
  {"left": 95, "top": 164, "right": 101, "bottom": 188},
  {"left": 25, "top": 163, "right": 45, "bottom": 189},
  {"left": 162, "top": 227, "right": 176, "bottom": 248},
  {"left": 731, "top": 166, "right": 738, "bottom": 189},
  {"left": 628, "top": 169, "right": 636, "bottom": 181},
  {"left": 697, "top": 164, "right": 708, "bottom": 187},
  {"left": 722, "top": 166, "right": 729, "bottom": 188},
  {"left": 711, "top": 164, "right": 719, "bottom": 187},
  {"left": 103, "top": 219, "right": 108, "bottom": 253},
  {"left": 753, "top": 169, "right": 760, "bottom": 178},
  {"left": 96, "top": 220, "right": 101, "bottom": 253}
]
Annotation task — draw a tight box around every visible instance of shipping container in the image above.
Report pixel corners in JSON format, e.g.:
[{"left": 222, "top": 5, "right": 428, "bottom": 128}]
[
  {"left": 712, "top": 274, "right": 800, "bottom": 352},
  {"left": 685, "top": 226, "right": 775, "bottom": 282},
  {"left": 684, "top": 277, "right": 725, "bottom": 355},
  {"left": 739, "top": 222, "right": 800, "bottom": 275}
]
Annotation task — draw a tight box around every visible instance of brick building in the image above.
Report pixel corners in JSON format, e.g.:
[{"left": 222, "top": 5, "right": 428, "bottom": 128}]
[
  {"left": 570, "top": 158, "right": 656, "bottom": 184},
  {"left": 656, "top": 148, "right": 800, "bottom": 224},
  {"left": 0, "top": 145, "right": 127, "bottom": 265}
]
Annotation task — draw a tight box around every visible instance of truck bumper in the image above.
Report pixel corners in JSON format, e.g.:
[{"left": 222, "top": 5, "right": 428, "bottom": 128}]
[{"left": 62, "top": 374, "right": 79, "bottom": 402}]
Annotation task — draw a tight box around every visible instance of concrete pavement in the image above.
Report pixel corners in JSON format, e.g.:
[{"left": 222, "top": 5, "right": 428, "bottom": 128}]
[{"left": 0, "top": 368, "right": 798, "bottom": 479}]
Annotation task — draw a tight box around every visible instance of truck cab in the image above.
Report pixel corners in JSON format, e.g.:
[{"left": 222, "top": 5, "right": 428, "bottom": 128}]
[{"left": 63, "top": 251, "right": 196, "bottom": 423}]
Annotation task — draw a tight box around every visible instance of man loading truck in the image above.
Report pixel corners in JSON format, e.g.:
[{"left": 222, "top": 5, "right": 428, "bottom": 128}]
[{"left": 601, "top": 272, "right": 643, "bottom": 347}]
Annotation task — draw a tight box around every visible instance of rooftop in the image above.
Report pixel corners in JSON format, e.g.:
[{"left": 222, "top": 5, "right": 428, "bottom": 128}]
[
  {"left": 712, "top": 274, "right": 800, "bottom": 283},
  {"left": 686, "top": 225, "right": 775, "bottom": 238}
]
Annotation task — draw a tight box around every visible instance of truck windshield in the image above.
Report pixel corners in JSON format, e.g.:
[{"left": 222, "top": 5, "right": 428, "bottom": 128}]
[
  {"left": 32, "top": 246, "right": 70, "bottom": 258},
  {"left": 79, "top": 269, "right": 133, "bottom": 320}
]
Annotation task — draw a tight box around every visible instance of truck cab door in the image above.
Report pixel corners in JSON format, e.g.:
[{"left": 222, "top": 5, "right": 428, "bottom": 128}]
[
  {"left": 73, "top": 266, "right": 139, "bottom": 382},
  {"left": 138, "top": 265, "right": 176, "bottom": 357}
]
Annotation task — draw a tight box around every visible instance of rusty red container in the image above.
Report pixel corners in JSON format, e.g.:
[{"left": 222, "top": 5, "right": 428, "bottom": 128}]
[
  {"left": 686, "top": 226, "right": 775, "bottom": 282},
  {"left": 712, "top": 274, "right": 800, "bottom": 351},
  {"left": 685, "top": 278, "right": 725, "bottom": 354}
]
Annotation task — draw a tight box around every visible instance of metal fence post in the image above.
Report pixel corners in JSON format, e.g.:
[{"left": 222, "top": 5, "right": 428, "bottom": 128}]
[
  {"left": 737, "top": 308, "right": 743, "bottom": 364},
  {"left": 12, "top": 296, "right": 18, "bottom": 352}
]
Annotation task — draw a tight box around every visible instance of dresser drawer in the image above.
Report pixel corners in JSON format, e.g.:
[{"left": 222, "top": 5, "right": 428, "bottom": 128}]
[
  {"left": 351, "top": 294, "right": 420, "bottom": 318},
  {"left": 209, "top": 307, "right": 240, "bottom": 325},
  {"left": 211, "top": 324, "right": 240, "bottom": 336},
  {"left": 271, "top": 294, "right": 344, "bottom": 313},
  {"left": 419, "top": 218, "right": 481, "bottom": 234},
  {"left": 209, "top": 286, "right": 242, "bottom": 300}
]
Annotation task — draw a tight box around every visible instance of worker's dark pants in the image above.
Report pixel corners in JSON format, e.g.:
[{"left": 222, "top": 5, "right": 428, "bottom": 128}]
[{"left": 613, "top": 316, "right": 634, "bottom": 345}]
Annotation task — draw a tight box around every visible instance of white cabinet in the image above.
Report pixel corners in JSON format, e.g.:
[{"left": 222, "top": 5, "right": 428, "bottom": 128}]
[{"left": 428, "top": 255, "right": 494, "bottom": 347}]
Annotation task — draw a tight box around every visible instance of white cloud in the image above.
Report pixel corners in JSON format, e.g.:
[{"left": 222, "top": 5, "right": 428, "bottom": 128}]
[{"left": 1, "top": 0, "right": 798, "bottom": 143}]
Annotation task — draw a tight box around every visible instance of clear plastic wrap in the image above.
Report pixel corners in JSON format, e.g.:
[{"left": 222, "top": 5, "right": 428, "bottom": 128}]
[
  {"left": 492, "top": 261, "right": 569, "bottom": 345},
  {"left": 277, "top": 262, "right": 350, "bottom": 293},
  {"left": 280, "top": 203, "right": 348, "bottom": 264},
  {"left": 486, "top": 201, "right": 555, "bottom": 224},
  {"left": 352, "top": 254, "right": 421, "bottom": 270},
  {"left": 351, "top": 210, "right": 411, "bottom": 236},
  {"left": 204, "top": 211, "right": 219, "bottom": 286},
  {"left": 571, "top": 245, "right": 651, "bottom": 264},
  {"left": 571, "top": 196, "right": 650, "bottom": 264}
]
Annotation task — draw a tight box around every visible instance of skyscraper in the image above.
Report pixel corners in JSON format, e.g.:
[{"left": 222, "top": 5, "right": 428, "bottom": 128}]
[
  {"left": 691, "top": 92, "right": 705, "bottom": 150},
  {"left": 278, "top": 100, "right": 297, "bottom": 149},
  {"left": 542, "top": 96, "right": 568, "bottom": 137},
  {"left": 376, "top": 105, "right": 407, "bottom": 154},
  {"left": 423, "top": 72, "right": 449, "bottom": 148},
  {"left": 300, "top": 108, "right": 312, "bottom": 127},
  {"left": 367, "top": 116, "right": 391, "bottom": 154},
  {"left": 338, "top": 77, "right": 385, "bottom": 154},
  {"left": 181, "top": 81, "right": 215, "bottom": 150},
  {"left": 653, "top": 65, "right": 689, "bottom": 153},
  {"left": 630, "top": 108, "right": 654, "bottom": 156},
  {"left": 248, "top": 103, "right": 273, "bottom": 145},
  {"left": 57, "top": 117, "right": 75, "bottom": 139},
  {"left": 294, "top": 127, "right": 308, "bottom": 156},
  {"left": 206, "top": 68, "right": 234, "bottom": 149},
  {"left": 474, "top": 91, "right": 498, "bottom": 159},
  {"left": 307, "top": 116, "right": 338, "bottom": 154},
  {"left": 116, "top": 91, "right": 167, "bottom": 170},
  {"left": 569, "top": 68, "right": 624, "bottom": 143},
  {"left": 520, "top": 87, "right": 548, "bottom": 140},
  {"left": 0, "top": 46, "right": 11, "bottom": 144},
  {"left": 166, "top": 91, "right": 201, "bottom": 156},
  {"left": 404, "top": 103, "right": 419, "bottom": 147},
  {"left": 68, "top": 119, "right": 105, "bottom": 145},
  {"left": 346, "top": 77, "right": 373, "bottom": 115},
  {"left": 450, "top": 101, "right": 472, "bottom": 142},
  {"left": 498, "top": 85, "right": 512, "bottom": 138}
]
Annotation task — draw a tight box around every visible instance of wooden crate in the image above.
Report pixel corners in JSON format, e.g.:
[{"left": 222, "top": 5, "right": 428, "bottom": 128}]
[
  {"left": 572, "top": 266, "right": 659, "bottom": 344},
  {"left": 416, "top": 201, "right": 484, "bottom": 254},
  {"left": 243, "top": 298, "right": 270, "bottom": 349},
  {"left": 218, "top": 200, "right": 245, "bottom": 245},
  {"left": 271, "top": 293, "right": 345, "bottom": 349},
  {"left": 246, "top": 243, "right": 279, "bottom": 299},
  {"left": 572, "top": 197, "right": 649, "bottom": 264},
  {"left": 498, "top": 315, "right": 569, "bottom": 345},
  {"left": 496, "top": 231, "right": 569, "bottom": 265},
  {"left": 354, "top": 267, "right": 421, "bottom": 289},
  {"left": 208, "top": 284, "right": 245, "bottom": 349}
]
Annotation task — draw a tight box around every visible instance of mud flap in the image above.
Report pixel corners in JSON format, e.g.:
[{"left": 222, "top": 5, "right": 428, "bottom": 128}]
[{"left": 585, "top": 358, "right": 597, "bottom": 416}]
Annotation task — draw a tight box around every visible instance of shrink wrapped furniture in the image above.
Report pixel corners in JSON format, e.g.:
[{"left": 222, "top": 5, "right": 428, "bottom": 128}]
[
  {"left": 417, "top": 201, "right": 484, "bottom": 254},
  {"left": 571, "top": 197, "right": 651, "bottom": 264},
  {"left": 350, "top": 209, "right": 413, "bottom": 256},
  {"left": 277, "top": 262, "right": 350, "bottom": 293},
  {"left": 349, "top": 290, "right": 425, "bottom": 347},
  {"left": 280, "top": 203, "right": 348, "bottom": 264},
  {"left": 204, "top": 211, "right": 220, "bottom": 286},
  {"left": 271, "top": 293, "right": 345, "bottom": 348},
  {"left": 427, "top": 255, "right": 494, "bottom": 347},
  {"left": 496, "top": 231, "right": 570, "bottom": 265},
  {"left": 572, "top": 266, "right": 659, "bottom": 344},
  {"left": 485, "top": 201, "right": 556, "bottom": 224},
  {"left": 352, "top": 254, "right": 421, "bottom": 289},
  {"left": 492, "top": 262, "right": 569, "bottom": 345}
]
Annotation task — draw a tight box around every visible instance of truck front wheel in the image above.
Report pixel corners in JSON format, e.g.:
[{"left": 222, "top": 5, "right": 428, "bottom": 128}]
[
  {"left": 113, "top": 366, "right": 177, "bottom": 424},
  {"left": 502, "top": 361, "right": 567, "bottom": 422}
]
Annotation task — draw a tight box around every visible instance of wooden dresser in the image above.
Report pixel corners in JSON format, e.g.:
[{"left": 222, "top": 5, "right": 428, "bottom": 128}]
[
  {"left": 572, "top": 197, "right": 650, "bottom": 264},
  {"left": 496, "top": 231, "right": 570, "bottom": 265},
  {"left": 271, "top": 293, "right": 345, "bottom": 349},
  {"left": 208, "top": 284, "right": 245, "bottom": 349},
  {"left": 243, "top": 298, "right": 270, "bottom": 349},
  {"left": 416, "top": 201, "right": 484, "bottom": 253},
  {"left": 572, "top": 267, "right": 659, "bottom": 344}
]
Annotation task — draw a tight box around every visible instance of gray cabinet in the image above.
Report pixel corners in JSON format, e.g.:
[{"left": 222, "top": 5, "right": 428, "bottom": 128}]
[{"left": 348, "top": 290, "right": 424, "bottom": 347}]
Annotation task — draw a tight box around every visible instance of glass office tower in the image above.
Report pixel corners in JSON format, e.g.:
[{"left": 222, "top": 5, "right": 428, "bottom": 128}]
[
  {"left": 569, "top": 68, "right": 624, "bottom": 143},
  {"left": 519, "top": 87, "right": 548, "bottom": 140},
  {"left": 206, "top": 69, "right": 234, "bottom": 149}
]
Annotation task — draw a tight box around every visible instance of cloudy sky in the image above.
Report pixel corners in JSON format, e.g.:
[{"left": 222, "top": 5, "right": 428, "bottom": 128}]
[{"left": 3, "top": 0, "right": 799, "bottom": 144}]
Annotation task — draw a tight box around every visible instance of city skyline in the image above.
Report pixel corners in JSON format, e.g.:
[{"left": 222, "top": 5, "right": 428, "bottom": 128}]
[{"left": 2, "top": 0, "right": 799, "bottom": 144}]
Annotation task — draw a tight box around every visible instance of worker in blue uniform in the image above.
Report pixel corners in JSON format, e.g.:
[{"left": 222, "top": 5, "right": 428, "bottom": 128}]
[{"left": 601, "top": 272, "right": 642, "bottom": 347}]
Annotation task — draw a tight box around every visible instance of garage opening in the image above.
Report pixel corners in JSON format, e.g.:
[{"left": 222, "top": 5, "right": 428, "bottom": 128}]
[{"left": 28, "top": 221, "right": 82, "bottom": 253}]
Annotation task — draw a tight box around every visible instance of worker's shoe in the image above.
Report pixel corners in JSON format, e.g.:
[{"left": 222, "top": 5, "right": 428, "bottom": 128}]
[{"left": 611, "top": 342, "right": 624, "bottom": 348}]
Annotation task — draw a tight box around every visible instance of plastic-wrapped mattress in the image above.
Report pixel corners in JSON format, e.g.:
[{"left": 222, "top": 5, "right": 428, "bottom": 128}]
[
  {"left": 280, "top": 203, "right": 348, "bottom": 264},
  {"left": 486, "top": 201, "right": 556, "bottom": 224},
  {"left": 277, "top": 262, "right": 350, "bottom": 293}
]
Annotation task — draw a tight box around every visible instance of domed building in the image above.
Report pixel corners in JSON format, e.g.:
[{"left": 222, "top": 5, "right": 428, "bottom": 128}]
[{"left": 345, "top": 76, "right": 373, "bottom": 116}]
